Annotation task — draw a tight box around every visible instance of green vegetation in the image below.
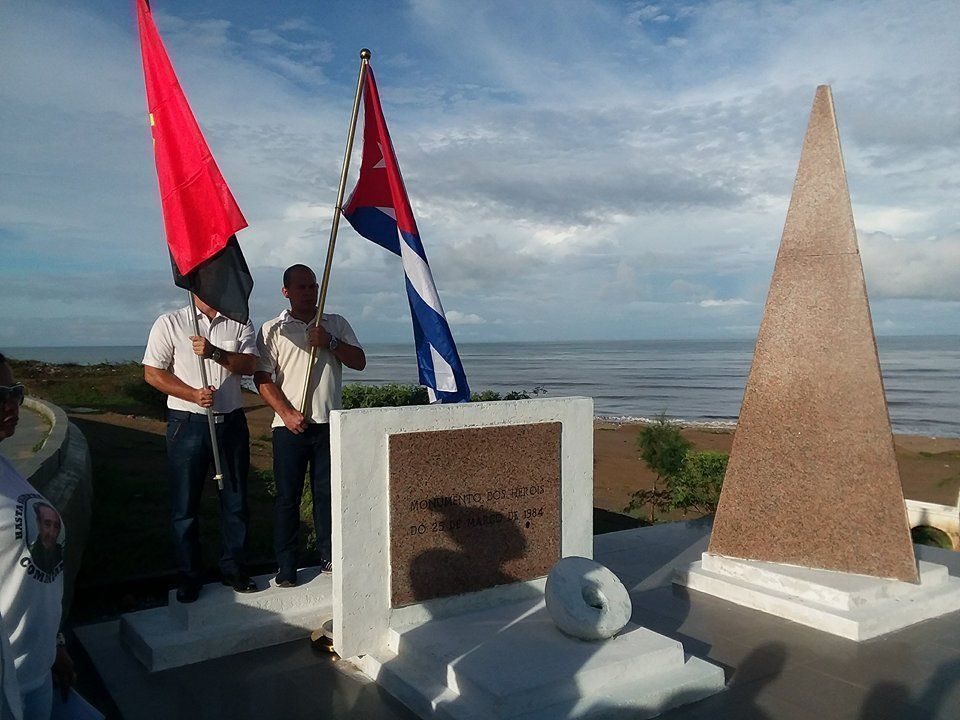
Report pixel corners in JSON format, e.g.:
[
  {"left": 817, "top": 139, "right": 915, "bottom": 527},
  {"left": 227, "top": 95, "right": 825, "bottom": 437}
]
[
  {"left": 11, "top": 360, "right": 166, "bottom": 418},
  {"left": 30, "top": 412, "right": 53, "bottom": 454},
  {"left": 341, "top": 382, "right": 547, "bottom": 408},
  {"left": 625, "top": 414, "right": 728, "bottom": 522},
  {"left": 470, "top": 386, "right": 547, "bottom": 402},
  {"left": 625, "top": 413, "right": 692, "bottom": 522},
  {"left": 342, "top": 382, "right": 429, "bottom": 409},
  {"left": 666, "top": 451, "right": 728, "bottom": 516}
]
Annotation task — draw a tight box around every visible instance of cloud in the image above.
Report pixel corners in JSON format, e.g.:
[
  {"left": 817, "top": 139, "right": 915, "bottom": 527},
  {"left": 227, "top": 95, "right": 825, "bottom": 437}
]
[
  {"left": 446, "top": 311, "right": 487, "bottom": 325},
  {"left": 860, "top": 231, "right": 960, "bottom": 301},
  {"left": 0, "top": 0, "right": 956, "bottom": 346},
  {"left": 698, "top": 298, "right": 751, "bottom": 308}
]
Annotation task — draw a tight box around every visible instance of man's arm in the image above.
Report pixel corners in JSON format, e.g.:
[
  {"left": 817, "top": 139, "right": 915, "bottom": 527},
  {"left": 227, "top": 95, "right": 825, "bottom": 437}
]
[
  {"left": 253, "top": 371, "right": 307, "bottom": 434},
  {"left": 190, "top": 336, "right": 257, "bottom": 375},
  {"left": 306, "top": 326, "right": 366, "bottom": 371},
  {"left": 144, "top": 366, "right": 214, "bottom": 407}
]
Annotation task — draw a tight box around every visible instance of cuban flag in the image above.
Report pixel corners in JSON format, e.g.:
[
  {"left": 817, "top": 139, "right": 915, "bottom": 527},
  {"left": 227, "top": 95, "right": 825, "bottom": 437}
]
[{"left": 343, "top": 67, "right": 470, "bottom": 403}]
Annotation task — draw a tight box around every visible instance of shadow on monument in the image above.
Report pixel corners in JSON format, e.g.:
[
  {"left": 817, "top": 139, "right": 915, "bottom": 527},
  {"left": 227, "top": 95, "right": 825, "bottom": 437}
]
[
  {"left": 384, "top": 507, "right": 773, "bottom": 719},
  {"left": 408, "top": 504, "right": 528, "bottom": 603}
]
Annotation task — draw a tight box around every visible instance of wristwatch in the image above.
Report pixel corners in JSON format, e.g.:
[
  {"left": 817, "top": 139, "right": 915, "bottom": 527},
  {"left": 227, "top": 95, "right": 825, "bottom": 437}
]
[
  {"left": 211, "top": 347, "right": 223, "bottom": 363},
  {"left": 327, "top": 335, "right": 340, "bottom": 351}
]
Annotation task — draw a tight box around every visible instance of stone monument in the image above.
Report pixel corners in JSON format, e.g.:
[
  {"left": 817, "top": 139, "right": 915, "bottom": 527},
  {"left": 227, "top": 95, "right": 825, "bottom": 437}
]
[
  {"left": 332, "top": 398, "right": 725, "bottom": 719},
  {"left": 676, "top": 86, "right": 960, "bottom": 640}
]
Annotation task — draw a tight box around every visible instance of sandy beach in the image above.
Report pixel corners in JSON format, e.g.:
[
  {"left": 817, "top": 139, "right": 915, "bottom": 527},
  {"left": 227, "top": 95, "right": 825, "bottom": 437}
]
[{"left": 593, "top": 419, "right": 960, "bottom": 515}]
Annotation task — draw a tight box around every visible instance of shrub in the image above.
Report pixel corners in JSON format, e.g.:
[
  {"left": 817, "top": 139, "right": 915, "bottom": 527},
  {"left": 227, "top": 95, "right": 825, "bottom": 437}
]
[
  {"left": 341, "top": 383, "right": 548, "bottom": 408},
  {"left": 625, "top": 413, "right": 691, "bottom": 523},
  {"left": 667, "top": 450, "right": 728, "bottom": 516},
  {"left": 470, "top": 390, "right": 502, "bottom": 402},
  {"left": 341, "top": 383, "right": 429, "bottom": 409}
]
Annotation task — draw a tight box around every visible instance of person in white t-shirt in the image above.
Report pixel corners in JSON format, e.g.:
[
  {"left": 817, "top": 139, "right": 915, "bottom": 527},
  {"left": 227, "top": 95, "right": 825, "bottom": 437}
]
[
  {"left": 0, "top": 353, "right": 75, "bottom": 720},
  {"left": 255, "top": 265, "right": 365, "bottom": 586},
  {"left": 143, "top": 298, "right": 260, "bottom": 603}
]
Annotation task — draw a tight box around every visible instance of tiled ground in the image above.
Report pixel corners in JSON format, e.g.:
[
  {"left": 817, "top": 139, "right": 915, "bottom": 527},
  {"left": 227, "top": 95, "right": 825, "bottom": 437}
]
[{"left": 74, "top": 520, "right": 960, "bottom": 719}]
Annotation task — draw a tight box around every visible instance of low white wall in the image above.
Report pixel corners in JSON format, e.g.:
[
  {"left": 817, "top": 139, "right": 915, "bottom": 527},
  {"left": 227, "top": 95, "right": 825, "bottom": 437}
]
[
  {"left": 906, "top": 499, "right": 960, "bottom": 549},
  {"left": 331, "top": 397, "right": 594, "bottom": 660}
]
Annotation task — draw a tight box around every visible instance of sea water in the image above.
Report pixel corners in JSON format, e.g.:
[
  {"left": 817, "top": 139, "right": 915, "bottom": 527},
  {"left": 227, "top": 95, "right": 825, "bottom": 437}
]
[{"left": 6, "top": 336, "right": 958, "bottom": 436}]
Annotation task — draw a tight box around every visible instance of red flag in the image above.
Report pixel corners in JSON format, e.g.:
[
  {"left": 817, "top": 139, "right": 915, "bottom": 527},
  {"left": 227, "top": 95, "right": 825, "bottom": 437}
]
[{"left": 136, "top": 0, "right": 246, "bottom": 276}]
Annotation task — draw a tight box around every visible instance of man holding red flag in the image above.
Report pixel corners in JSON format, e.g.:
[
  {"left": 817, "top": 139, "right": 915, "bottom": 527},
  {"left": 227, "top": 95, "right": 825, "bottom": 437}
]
[{"left": 136, "top": 0, "right": 258, "bottom": 602}]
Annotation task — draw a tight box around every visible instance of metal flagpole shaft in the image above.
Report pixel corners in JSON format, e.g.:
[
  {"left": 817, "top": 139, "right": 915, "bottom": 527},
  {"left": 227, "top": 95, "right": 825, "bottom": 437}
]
[
  {"left": 298, "top": 48, "right": 372, "bottom": 415},
  {"left": 188, "top": 291, "right": 226, "bottom": 491}
]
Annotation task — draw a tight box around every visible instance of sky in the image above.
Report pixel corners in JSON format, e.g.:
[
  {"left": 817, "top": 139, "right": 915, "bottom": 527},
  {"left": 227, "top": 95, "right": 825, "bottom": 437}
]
[{"left": 1, "top": 0, "right": 957, "bottom": 347}]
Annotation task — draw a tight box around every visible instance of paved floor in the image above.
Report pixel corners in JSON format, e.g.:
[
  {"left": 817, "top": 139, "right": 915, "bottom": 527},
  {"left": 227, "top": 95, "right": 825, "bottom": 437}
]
[{"left": 74, "top": 520, "right": 960, "bottom": 719}]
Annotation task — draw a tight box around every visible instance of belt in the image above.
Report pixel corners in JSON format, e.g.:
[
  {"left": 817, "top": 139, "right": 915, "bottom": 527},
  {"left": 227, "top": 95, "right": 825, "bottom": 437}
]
[{"left": 168, "top": 408, "right": 242, "bottom": 424}]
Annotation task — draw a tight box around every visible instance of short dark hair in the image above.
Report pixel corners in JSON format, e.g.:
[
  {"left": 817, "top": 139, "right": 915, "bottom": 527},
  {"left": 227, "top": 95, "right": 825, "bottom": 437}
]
[
  {"left": 0, "top": 353, "right": 6, "bottom": 365},
  {"left": 282, "top": 264, "right": 315, "bottom": 288}
]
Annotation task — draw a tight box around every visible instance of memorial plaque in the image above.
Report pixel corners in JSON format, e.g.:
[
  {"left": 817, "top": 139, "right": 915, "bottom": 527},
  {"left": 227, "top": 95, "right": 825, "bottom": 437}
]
[{"left": 389, "top": 423, "right": 561, "bottom": 606}]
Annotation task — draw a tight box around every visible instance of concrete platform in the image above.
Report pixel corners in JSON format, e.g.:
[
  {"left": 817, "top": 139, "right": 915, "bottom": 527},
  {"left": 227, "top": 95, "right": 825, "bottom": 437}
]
[
  {"left": 120, "top": 567, "right": 332, "bottom": 671},
  {"left": 354, "top": 597, "right": 724, "bottom": 720},
  {"left": 74, "top": 521, "right": 960, "bottom": 720},
  {"left": 675, "top": 552, "right": 960, "bottom": 640}
]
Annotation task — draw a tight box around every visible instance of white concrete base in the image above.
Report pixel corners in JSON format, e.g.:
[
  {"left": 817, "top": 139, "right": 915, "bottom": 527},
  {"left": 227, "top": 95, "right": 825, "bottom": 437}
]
[
  {"left": 675, "top": 552, "right": 960, "bottom": 641},
  {"left": 120, "top": 568, "right": 331, "bottom": 671},
  {"left": 350, "top": 597, "right": 725, "bottom": 720}
]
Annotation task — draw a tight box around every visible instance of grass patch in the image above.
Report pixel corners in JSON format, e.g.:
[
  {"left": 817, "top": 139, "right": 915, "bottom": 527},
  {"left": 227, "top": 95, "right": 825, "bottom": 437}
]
[
  {"left": 11, "top": 360, "right": 166, "bottom": 418},
  {"left": 30, "top": 411, "right": 52, "bottom": 453}
]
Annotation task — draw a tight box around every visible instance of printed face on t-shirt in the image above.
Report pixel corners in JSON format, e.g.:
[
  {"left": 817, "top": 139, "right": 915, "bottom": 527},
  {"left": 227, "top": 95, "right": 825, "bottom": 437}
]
[{"left": 36, "top": 504, "right": 62, "bottom": 549}]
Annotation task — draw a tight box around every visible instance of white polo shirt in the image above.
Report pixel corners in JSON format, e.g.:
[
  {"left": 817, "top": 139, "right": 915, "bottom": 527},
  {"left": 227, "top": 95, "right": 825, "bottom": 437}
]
[
  {"left": 0, "top": 455, "right": 64, "bottom": 701},
  {"left": 256, "top": 310, "right": 361, "bottom": 426},
  {"left": 142, "top": 306, "right": 258, "bottom": 414}
]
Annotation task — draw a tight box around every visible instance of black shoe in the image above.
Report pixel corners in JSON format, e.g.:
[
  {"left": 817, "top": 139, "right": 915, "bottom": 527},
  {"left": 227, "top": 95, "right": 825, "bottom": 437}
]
[
  {"left": 221, "top": 573, "right": 258, "bottom": 593},
  {"left": 319, "top": 559, "right": 333, "bottom": 574},
  {"left": 276, "top": 568, "right": 298, "bottom": 588},
  {"left": 176, "top": 580, "right": 201, "bottom": 604}
]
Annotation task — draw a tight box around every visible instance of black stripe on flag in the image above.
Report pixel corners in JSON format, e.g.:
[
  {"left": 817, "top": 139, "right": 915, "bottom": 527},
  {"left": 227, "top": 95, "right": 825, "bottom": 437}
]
[{"left": 171, "top": 235, "right": 253, "bottom": 324}]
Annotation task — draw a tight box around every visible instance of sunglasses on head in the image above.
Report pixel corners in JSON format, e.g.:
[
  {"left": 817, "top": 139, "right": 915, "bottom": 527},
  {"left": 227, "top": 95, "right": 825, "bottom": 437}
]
[{"left": 0, "top": 384, "right": 25, "bottom": 406}]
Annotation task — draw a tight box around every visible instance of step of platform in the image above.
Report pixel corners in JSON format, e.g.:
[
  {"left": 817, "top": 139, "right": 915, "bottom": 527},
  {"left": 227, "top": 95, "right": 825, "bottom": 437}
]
[
  {"left": 354, "top": 598, "right": 724, "bottom": 720},
  {"left": 678, "top": 554, "right": 960, "bottom": 640},
  {"left": 120, "top": 567, "right": 332, "bottom": 671},
  {"left": 701, "top": 553, "right": 947, "bottom": 610}
]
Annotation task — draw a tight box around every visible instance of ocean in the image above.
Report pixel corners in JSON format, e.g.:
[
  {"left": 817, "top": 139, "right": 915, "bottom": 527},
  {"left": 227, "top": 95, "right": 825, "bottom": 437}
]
[{"left": 6, "top": 336, "right": 958, "bottom": 437}]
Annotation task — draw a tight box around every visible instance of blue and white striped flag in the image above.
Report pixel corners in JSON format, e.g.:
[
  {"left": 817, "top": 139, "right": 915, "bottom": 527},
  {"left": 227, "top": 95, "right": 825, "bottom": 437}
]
[{"left": 343, "top": 66, "right": 470, "bottom": 403}]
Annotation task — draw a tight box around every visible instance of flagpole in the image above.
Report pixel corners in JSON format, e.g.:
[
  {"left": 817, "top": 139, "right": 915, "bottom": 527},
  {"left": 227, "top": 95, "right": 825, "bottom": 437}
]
[
  {"left": 299, "top": 48, "right": 371, "bottom": 416},
  {"left": 188, "top": 291, "right": 226, "bottom": 491}
]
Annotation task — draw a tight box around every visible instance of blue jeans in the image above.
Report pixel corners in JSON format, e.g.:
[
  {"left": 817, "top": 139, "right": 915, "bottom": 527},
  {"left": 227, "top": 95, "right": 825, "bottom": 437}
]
[
  {"left": 166, "top": 408, "right": 250, "bottom": 579},
  {"left": 272, "top": 423, "right": 331, "bottom": 571}
]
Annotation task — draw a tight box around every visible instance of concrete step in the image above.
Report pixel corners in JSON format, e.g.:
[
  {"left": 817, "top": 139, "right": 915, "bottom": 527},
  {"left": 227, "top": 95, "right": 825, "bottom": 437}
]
[
  {"left": 120, "top": 567, "right": 332, "bottom": 671},
  {"left": 355, "top": 596, "right": 723, "bottom": 719},
  {"left": 678, "top": 556, "right": 960, "bottom": 640}
]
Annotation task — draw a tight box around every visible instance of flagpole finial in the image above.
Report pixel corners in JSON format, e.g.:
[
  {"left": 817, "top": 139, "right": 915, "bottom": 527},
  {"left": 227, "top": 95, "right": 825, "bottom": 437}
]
[{"left": 360, "top": 48, "right": 371, "bottom": 60}]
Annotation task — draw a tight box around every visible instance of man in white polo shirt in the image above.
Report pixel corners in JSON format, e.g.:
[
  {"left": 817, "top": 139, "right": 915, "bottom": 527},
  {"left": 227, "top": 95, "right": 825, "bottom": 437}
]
[
  {"left": 255, "top": 264, "right": 365, "bottom": 586},
  {"left": 0, "top": 353, "right": 75, "bottom": 719},
  {"left": 143, "top": 297, "right": 259, "bottom": 602}
]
